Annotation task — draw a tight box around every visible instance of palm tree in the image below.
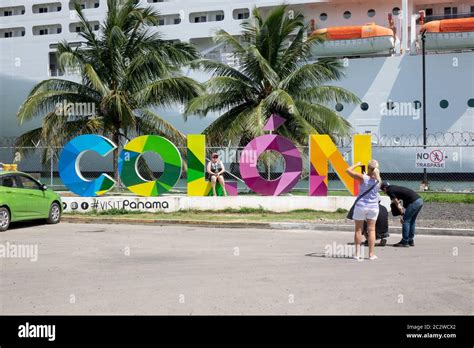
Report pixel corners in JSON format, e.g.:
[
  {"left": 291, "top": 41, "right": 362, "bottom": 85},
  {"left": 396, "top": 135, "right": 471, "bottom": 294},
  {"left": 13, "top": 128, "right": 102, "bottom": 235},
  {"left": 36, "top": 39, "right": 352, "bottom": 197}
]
[
  {"left": 185, "top": 5, "right": 360, "bottom": 147},
  {"left": 16, "top": 0, "right": 202, "bottom": 182}
]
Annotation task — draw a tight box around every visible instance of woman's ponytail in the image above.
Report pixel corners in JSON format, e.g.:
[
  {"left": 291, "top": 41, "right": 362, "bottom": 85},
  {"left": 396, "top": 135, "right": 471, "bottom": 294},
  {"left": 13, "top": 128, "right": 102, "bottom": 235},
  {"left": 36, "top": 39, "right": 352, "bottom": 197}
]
[
  {"left": 368, "top": 159, "right": 382, "bottom": 183},
  {"left": 372, "top": 167, "right": 382, "bottom": 183}
]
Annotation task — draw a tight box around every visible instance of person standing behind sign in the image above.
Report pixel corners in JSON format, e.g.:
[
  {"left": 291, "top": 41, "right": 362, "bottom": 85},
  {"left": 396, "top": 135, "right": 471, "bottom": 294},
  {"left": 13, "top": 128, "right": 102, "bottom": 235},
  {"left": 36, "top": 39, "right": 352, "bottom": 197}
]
[
  {"left": 380, "top": 182, "right": 423, "bottom": 247},
  {"left": 207, "top": 153, "right": 228, "bottom": 197},
  {"left": 346, "top": 160, "right": 382, "bottom": 260}
]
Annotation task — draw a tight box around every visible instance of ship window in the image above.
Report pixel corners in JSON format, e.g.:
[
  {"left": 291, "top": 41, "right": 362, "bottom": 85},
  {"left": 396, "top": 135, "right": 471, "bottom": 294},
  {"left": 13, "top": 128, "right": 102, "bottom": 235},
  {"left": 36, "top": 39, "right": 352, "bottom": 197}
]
[
  {"left": 157, "top": 14, "right": 181, "bottom": 26},
  {"left": 425, "top": 8, "right": 433, "bottom": 17},
  {"left": 468, "top": 99, "right": 474, "bottom": 107},
  {"left": 190, "top": 11, "right": 223, "bottom": 23},
  {"left": 439, "top": 100, "right": 449, "bottom": 109},
  {"left": 471, "top": 6, "right": 474, "bottom": 14},
  {"left": 39, "top": 29, "right": 48, "bottom": 35},
  {"left": 58, "top": 6, "right": 62, "bottom": 11},
  {"left": 320, "top": 13, "right": 327, "bottom": 21},
  {"left": 57, "top": 27, "right": 61, "bottom": 34},
  {"left": 194, "top": 16, "right": 207, "bottom": 23},
  {"left": 39, "top": 7, "right": 48, "bottom": 13},
  {"left": 4, "top": 32, "right": 12, "bottom": 38},
  {"left": 94, "top": 24, "right": 100, "bottom": 31},
  {"left": 413, "top": 100, "right": 422, "bottom": 109},
  {"left": 335, "top": 103, "right": 344, "bottom": 112},
  {"left": 360, "top": 102, "right": 369, "bottom": 111},
  {"left": 234, "top": 9, "right": 250, "bottom": 20},
  {"left": 367, "top": 9, "right": 375, "bottom": 18},
  {"left": 4, "top": 11, "right": 12, "bottom": 16},
  {"left": 76, "top": 26, "right": 81, "bottom": 32},
  {"left": 392, "top": 7, "right": 400, "bottom": 16},
  {"left": 444, "top": 7, "right": 457, "bottom": 16},
  {"left": 343, "top": 11, "right": 351, "bottom": 19}
]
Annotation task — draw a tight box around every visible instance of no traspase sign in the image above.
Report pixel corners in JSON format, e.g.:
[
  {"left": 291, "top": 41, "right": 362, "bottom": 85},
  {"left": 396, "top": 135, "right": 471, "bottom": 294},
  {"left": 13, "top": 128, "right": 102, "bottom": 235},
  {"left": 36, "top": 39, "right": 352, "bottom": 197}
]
[{"left": 416, "top": 148, "right": 446, "bottom": 168}]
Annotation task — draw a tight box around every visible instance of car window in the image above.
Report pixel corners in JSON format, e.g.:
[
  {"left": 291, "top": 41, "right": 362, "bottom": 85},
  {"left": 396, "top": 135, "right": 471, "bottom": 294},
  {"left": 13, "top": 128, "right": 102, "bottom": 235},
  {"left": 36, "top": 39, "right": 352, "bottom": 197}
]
[
  {"left": 18, "top": 175, "right": 41, "bottom": 190},
  {"left": 0, "top": 175, "right": 19, "bottom": 188}
]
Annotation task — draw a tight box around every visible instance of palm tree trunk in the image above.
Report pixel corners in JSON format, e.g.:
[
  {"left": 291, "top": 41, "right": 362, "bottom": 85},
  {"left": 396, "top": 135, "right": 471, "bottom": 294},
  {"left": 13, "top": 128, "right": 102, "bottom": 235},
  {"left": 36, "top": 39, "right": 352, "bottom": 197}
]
[{"left": 112, "top": 132, "right": 120, "bottom": 188}]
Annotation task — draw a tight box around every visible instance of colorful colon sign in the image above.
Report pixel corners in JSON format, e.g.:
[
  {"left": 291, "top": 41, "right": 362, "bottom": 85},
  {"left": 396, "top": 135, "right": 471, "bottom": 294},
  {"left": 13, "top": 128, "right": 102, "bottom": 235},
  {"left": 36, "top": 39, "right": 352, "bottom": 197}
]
[
  {"left": 58, "top": 116, "right": 371, "bottom": 197},
  {"left": 239, "top": 116, "right": 302, "bottom": 195},
  {"left": 187, "top": 135, "right": 238, "bottom": 196},
  {"left": 118, "top": 135, "right": 182, "bottom": 196},
  {"left": 59, "top": 135, "right": 116, "bottom": 197},
  {"left": 310, "top": 134, "right": 371, "bottom": 196}
]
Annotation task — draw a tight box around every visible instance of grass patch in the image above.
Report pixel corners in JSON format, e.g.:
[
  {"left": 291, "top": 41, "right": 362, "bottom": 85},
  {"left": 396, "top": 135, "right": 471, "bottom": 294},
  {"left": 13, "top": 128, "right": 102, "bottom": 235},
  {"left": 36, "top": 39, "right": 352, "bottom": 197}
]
[
  {"left": 418, "top": 192, "right": 474, "bottom": 204},
  {"left": 96, "top": 208, "right": 145, "bottom": 215},
  {"left": 65, "top": 207, "right": 348, "bottom": 222}
]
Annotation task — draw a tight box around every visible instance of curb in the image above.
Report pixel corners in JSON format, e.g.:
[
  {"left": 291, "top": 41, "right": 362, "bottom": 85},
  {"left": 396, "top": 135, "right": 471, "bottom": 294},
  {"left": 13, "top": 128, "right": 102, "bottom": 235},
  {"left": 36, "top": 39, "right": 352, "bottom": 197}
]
[
  {"left": 61, "top": 216, "right": 474, "bottom": 237},
  {"left": 269, "top": 222, "right": 474, "bottom": 236}
]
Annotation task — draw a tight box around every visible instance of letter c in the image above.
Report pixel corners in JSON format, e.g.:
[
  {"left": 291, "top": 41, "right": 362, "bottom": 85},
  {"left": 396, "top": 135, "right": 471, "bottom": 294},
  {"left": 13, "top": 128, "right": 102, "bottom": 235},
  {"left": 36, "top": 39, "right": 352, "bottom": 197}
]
[{"left": 59, "top": 135, "right": 116, "bottom": 197}]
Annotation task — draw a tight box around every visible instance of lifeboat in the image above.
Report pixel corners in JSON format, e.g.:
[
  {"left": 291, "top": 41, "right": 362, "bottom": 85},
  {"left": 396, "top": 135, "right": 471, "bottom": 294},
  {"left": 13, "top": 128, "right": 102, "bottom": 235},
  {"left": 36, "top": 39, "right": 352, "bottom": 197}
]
[
  {"left": 311, "top": 23, "right": 395, "bottom": 57},
  {"left": 421, "top": 17, "right": 474, "bottom": 51}
]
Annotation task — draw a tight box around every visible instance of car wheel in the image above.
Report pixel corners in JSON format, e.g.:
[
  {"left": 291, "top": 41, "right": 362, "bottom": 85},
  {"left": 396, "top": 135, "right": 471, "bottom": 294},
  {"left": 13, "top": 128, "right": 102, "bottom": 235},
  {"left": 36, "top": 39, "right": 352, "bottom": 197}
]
[
  {"left": 0, "top": 207, "right": 10, "bottom": 232},
  {"left": 47, "top": 202, "right": 61, "bottom": 224}
]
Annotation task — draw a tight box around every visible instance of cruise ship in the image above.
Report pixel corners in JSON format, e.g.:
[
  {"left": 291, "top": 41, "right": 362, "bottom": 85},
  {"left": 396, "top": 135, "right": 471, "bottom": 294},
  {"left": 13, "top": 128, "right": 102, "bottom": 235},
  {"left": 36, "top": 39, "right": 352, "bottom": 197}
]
[{"left": 0, "top": 0, "right": 473, "bottom": 178}]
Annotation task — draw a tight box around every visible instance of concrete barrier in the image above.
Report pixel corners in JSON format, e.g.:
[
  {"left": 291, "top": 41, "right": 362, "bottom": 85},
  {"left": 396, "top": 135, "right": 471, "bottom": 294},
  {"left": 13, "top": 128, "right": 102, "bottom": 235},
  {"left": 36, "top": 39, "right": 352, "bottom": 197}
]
[{"left": 60, "top": 194, "right": 391, "bottom": 213}]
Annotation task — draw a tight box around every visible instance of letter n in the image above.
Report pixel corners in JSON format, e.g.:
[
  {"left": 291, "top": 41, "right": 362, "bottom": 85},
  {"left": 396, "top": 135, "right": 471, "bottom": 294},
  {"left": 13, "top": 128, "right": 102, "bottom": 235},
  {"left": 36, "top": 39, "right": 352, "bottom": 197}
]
[{"left": 309, "top": 134, "right": 371, "bottom": 196}]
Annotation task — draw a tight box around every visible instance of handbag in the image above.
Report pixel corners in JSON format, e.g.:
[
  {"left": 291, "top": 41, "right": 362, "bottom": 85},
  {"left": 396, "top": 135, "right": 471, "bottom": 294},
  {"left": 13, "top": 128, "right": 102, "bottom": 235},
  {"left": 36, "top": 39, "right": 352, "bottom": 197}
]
[
  {"left": 346, "top": 181, "right": 379, "bottom": 220},
  {"left": 390, "top": 202, "right": 402, "bottom": 216}
]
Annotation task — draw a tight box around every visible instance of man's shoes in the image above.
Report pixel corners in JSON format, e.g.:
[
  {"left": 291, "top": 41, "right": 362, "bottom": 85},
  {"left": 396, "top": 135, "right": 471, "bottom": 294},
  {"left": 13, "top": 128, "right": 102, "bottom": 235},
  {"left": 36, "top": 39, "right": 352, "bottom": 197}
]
[
  {"left": 393, "top": 241, "right": 409, "bottom": 247},
  {"left": 409, "top": 240, "right": 415, "bottom": 247},
  {"left": 363, "top": 239, "right": 387, "bottom": 246}
]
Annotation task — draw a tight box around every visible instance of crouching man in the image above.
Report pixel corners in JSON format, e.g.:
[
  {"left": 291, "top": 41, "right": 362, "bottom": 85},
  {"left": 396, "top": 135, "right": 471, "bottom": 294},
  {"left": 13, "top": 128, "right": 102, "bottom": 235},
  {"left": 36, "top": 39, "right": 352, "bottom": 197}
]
[{"left": 380, "top": 182, "right": 424, "bottom": 247}]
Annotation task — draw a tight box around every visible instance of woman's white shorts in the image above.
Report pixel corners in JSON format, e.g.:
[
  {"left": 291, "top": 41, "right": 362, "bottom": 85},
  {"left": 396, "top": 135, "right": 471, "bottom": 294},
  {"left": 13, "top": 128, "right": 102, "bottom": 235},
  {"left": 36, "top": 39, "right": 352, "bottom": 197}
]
[{"left": 353, "top": 205, "right": 379, "bottom": 221}]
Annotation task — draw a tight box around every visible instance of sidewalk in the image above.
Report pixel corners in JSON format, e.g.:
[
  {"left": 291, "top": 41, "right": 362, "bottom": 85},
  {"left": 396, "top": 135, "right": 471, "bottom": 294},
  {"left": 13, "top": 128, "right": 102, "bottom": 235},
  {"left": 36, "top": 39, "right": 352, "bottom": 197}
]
[{"left": 62, "top": 215, "right": 474, "bottom": 237}]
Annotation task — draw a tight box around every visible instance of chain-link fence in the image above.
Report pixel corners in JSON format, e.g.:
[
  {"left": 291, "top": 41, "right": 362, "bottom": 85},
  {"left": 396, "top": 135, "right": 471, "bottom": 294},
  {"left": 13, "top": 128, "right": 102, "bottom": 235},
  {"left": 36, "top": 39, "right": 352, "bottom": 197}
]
[{"left": 1, "top": 132, "right": 473, "bottom": 193}]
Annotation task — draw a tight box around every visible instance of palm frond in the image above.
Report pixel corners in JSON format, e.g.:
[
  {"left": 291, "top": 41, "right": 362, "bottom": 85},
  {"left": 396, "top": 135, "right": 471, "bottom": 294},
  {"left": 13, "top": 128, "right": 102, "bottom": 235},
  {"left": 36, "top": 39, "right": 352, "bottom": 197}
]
[
  {"left": 295, "top": 85, "right": 361, "bottom": 105},
  {"left": 133, "top": 76, "right": 203, "bottom": 108}
]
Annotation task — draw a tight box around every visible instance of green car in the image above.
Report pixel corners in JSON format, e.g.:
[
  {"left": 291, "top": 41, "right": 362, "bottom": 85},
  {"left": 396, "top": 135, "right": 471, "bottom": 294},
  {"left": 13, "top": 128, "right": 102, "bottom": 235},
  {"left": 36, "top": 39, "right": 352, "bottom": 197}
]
[{"left": 0, "top": 171, "right": 62, "bottom": 231}]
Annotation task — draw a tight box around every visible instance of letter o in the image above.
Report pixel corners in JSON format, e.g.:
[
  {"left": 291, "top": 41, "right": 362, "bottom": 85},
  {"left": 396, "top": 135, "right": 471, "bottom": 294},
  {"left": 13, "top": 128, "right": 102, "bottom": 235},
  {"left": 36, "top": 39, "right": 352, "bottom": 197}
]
[
  {"left": 239, "top": 134, "right": 302, "bottom": 195},
  {"left": 119, "top": 135, "right": 182, "bottom": 196}
]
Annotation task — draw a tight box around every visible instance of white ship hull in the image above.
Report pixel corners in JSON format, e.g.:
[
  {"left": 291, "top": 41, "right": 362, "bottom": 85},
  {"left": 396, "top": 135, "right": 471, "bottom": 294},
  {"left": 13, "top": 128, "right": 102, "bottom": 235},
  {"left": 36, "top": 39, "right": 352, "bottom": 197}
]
[{"left": 0, "top": 0, "right": 473, "bottom": 176}]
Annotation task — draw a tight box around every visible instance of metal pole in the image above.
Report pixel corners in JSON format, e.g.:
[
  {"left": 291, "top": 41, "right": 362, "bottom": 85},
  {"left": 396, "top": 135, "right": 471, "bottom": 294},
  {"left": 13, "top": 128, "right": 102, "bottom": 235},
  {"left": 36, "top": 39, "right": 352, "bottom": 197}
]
[
  {"left": 421, "top": 31, "right": 428, "bottom": 187},
  {"left": 50, "top": 149, "right": 54, "bottom": 188}
]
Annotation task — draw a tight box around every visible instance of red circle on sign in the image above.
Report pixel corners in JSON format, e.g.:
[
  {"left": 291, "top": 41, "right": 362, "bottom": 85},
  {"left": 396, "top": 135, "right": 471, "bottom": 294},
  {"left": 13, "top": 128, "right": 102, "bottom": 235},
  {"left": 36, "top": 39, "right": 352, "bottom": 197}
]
[{"left": 430, "top": 150, "right": 443, "bottom": 163}]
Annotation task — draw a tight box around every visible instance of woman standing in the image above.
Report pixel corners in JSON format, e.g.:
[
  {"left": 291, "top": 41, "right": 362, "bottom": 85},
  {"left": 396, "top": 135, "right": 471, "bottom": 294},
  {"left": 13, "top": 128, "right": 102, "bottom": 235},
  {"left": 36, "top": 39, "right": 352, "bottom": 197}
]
[{"left": 346, "top": 160, "right": 382, "bottom": 260}]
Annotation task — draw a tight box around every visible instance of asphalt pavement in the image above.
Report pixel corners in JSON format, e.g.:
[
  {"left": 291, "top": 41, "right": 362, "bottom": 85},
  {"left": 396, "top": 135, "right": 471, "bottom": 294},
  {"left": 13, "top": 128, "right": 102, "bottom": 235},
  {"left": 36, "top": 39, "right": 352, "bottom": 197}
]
[{"left": 0, "top": 221, "right": 472, "bottom": 315}]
